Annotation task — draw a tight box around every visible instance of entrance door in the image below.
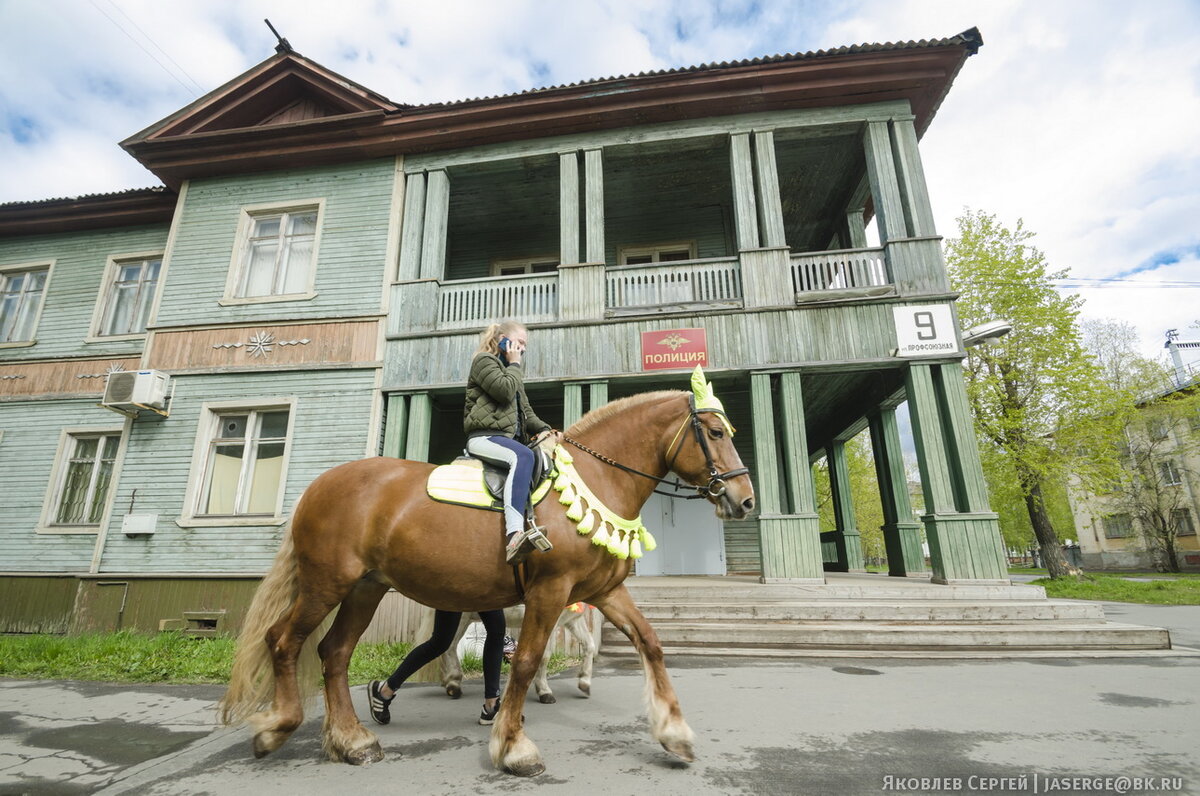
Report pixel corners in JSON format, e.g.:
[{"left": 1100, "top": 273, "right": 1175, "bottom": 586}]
[{"left": 635, "top": 491, "right": 726, "bottom": 575}]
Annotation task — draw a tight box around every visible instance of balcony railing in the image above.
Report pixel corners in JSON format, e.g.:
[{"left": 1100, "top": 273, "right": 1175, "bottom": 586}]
[
  {"left": 791, "top": 247, "right": 888, "bottom": 294},
  {"left": 605, "top": 256, "right": 742, "bottom": 312},
  {"left": 437, "top": 273, "right": 558, "bottom": 330}
]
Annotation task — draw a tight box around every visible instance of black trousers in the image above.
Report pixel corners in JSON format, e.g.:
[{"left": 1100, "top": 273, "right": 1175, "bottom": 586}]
[{"left": 385, "top": 608, "right": 506, "bottom": 699}]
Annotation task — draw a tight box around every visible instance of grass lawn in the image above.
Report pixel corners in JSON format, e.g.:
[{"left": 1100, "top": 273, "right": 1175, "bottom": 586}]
[
  {"left": 1032, "top": 574, "right": 1200, "bottom": 605},
  {"left": 0, "top": 632, "right": 577, "bottom": 685}
]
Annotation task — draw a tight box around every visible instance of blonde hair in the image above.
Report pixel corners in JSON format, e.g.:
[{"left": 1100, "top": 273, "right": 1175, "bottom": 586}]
[{"left": 477, "top": 320, "right": 526, "bottom": 356}]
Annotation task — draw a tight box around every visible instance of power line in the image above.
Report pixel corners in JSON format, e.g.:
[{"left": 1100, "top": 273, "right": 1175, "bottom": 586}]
[
  {"left": 87, "top": 0, "right": 201, "bottom": 97},
  {"left": 104, "top": 0, "right": 205, "bottom": 94}
]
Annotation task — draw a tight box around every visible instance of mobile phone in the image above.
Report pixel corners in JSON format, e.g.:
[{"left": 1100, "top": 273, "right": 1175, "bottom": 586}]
[{"left": 499, "top": 337, "right": 510, "bottom": 352}]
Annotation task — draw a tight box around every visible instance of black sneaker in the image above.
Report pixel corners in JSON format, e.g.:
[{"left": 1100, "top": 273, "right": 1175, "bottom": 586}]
[
  {"left": 368, "top": 680, "right": 393, "bottom": 725},
  {"left": 478, "top": 700, "right": 500, "bottom": 725}
]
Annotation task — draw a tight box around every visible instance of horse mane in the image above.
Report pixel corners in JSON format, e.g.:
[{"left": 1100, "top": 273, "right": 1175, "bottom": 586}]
[{"left": 566, "top": 390, "right": 686, "bottom": 436}]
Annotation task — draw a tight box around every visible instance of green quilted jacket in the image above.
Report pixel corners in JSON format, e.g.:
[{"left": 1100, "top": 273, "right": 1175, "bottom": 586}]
[{"left": 463, "top": 352, "right": 551, "bottom": 442}]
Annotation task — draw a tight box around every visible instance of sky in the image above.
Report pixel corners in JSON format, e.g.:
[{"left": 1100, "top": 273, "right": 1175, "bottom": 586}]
[{"left": 1, "top": 0, "right": 1198, "bottom": 366}]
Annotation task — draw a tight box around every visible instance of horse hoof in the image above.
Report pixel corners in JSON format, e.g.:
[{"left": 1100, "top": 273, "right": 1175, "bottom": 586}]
[
  {"left": 661, "top": 739, "right": 695, "bottom": 763},
  {"left": 345, "top": 742, "right": 384, "bottom": 766},
  {"left": 446, "top": 685, "right": 462, "bottom": 699},
  {"left": 578, "top": 682, "right": 590, "bottom": 697},
  {"left": 252, "top": 730, "right": 285, "bottom": 759},
  {"left": 506, "top": 759, "right": 546, "bottom": 777},
  {"left": 538, "top": 693, "right": 556, "bottom": 704}
]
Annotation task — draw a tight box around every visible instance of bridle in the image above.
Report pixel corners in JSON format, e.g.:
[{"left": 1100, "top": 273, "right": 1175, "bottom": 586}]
[{"left": 562, "top": 395, "right": 749, "bottom": 501}]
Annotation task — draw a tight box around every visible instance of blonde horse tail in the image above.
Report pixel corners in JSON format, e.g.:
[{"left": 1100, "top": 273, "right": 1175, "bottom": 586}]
[{"left": 219, "top": 526, "right": 320, "bottom": 725}]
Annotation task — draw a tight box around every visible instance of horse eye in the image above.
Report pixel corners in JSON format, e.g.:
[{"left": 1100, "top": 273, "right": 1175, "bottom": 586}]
[{"left": 708, "top": 428, "right": 724, "bottom": 439}]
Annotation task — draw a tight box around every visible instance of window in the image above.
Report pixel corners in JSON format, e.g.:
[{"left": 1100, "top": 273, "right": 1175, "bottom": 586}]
[
  {"left": 618, "top": 241, "right": 697, "bottom": 265},
  {"left": 49, "top": 432, "right": 121, "bottom": 527},
  {"left": 1160, "top": 460, "right": 1183, "bottom": 486},
  {"left": 230, "top": 205, "right": 321, "bottom": 300},
  {"left": 490, "top": 256, "right": 560, "bottom": 277},
  {"left": 1148, "top": 419, "right": 1171, "bottom": 441},
  {"left": 197, "top": 407, "right": 292, "bottom": 517},
  {"left": 0, "top": 263, "right": 50, "bottom": 344},
  {"left": 1102, "top": 514, "right": 1133, "bottom": 539},
  {"left": 1174, "top": 509, "right": 1196, "bottom": 537},
  {"left": 96, "top": 255, "right": 161, "bottom": 336}
]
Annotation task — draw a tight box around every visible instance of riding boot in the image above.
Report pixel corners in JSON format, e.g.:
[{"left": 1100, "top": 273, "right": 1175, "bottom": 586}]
[{"left": 524, "top": 507, "right": 553, "bottom": 553}]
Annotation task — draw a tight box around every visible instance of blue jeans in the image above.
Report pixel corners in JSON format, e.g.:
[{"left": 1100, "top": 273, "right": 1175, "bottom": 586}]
[{"left": 466, "top": 435, "right": 535, "bottom": 537}]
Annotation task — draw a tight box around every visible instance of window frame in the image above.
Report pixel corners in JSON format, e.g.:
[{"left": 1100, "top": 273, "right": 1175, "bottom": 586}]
[
  {"left": 87, "top": 250, "right": 164, "bottom": 341},
  {"left": 617, "top": 241, "right": 698, "bottom": 266},
  {"left": 221, "top": 200, "right": 325, "bottom": 306},
  {"left": 1173, "top": 508, "right": 1196, "bottom": 537},
  {"left": 178, "top": 398, "right": 297, "bottom": 527},
  {"left": 489, "top": 255, "right": 560, "bottom": 277},
  {"left": 1160, "top": 459, "right": 1183, "bottom": 486},
  {"left": 0, "top": 260, "right": 54, "bottom": 348},
  {"left": 38, "top": 426, "right": 125, "bottom": 534},
  {"left": 1101, "top": 513, "right": 1134, "bottom": 539}
]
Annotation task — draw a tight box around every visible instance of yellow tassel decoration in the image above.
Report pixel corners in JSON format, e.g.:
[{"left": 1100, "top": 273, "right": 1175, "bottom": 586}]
[
  {"left": 640, "top": 528, "right": 657, "bottom": 552},
  {"left": 566, "top": 498, "right": 585, "bottom": 522},
  {"left": 558, "top": 484, "right": 577, "bottom": 505},
  {"left": 576, "top": 513, "right": 597, "bottom": 536},
  {"left": 591, "top": 526, "right": 610, "bottom": 547},
  {"left": 554, "top": 473, "right": 571, "bottom": 491},
  {"left": 630, "top": 538, "right": 643, "bottom": 559}
]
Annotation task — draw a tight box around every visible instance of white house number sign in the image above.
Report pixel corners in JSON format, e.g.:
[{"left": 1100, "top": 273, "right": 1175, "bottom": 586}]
[{"left": 891, "top": 304, "right": 958, "bottom": 357}]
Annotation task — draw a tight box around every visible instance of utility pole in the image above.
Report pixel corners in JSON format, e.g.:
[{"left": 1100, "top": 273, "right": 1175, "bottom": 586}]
[{"left": 1164, "top": 330, "right": 1200, "bottom": 388}]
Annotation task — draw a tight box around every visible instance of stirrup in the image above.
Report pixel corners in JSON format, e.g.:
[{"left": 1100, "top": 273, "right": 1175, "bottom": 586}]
[{"left": 526, "top": 524, "right": 553, "bottom": 553}]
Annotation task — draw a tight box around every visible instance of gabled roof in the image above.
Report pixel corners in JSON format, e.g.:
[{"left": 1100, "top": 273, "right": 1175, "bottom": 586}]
[
  {"left": 0, "top": 187, "right": 176, "bottom": 237},
  {"left": 120, "top": 28, "right": 984, "bottom": 189}
]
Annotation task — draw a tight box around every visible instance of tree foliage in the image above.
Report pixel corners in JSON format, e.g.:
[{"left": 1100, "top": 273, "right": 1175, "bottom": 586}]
[
  {"left": 945, "top": 210, "right": 1125, "bottom": 577},
  {"left": 814, "top": 433, "right": 888, "bottom": 566}
]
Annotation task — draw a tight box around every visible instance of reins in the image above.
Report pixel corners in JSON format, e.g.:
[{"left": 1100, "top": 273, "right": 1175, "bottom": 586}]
[{"left": 561, "top": 396, "right": 748, "bottom": 501}]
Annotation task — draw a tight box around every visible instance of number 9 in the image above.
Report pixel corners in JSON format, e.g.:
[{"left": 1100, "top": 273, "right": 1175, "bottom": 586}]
[{"left": 914, "top": 311, "right": 937, "bottom": 340}]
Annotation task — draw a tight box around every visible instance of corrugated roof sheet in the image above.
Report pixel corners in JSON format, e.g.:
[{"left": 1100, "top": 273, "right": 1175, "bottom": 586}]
[
  {"left": 0, "top": 185, "right": 169, "bottom": 211},
  {"left": 408, "top": 28, "right": 982, "bottom": 109}
]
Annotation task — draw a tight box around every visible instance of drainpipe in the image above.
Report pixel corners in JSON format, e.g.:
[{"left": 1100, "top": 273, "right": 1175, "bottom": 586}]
[{"left": 96, "top": 581, "right": 130, "bottom": 630}]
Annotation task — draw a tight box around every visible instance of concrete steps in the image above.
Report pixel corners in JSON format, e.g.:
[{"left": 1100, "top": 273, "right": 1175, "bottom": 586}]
[{"left": 597, "top": 575, "right": 1174, "bottom": 656}]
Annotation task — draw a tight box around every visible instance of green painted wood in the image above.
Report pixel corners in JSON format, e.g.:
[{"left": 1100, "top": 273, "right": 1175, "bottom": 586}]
[
  {"left": 560, "top": 152, "right": 580, "bottom": 265},
  {"left": 936, "top": 362, "right": 992, "bottom": 513},
  {"left": 862, "top": 121, "right": 907, "bottom": 243},
  {"left": 403, "top": 100, "right": 913, "bottom": 173},
  {"left": 752, "top": 131, "right": 786, "bottom": 248},
  {"left": 758, "top": 515, "right": 824, "bottom": 581},
  {"left": 826, "top": 441, "right": 865, "bottom": 571},
  {"left": 405, "top": 392, "right": 432, "bottom": 462},
  {"left": 90, "top": 369, "right": 376, "bottom": 573},
  {"left": 750, "top": 373, "right": 780, "bottom": 515},
  {"left": 904, "top": 363, "right": 956, "bottom": 515},
  {"left": 156, "top": 160, "right": 394, "bottom": 329},
  {"left": 0, "top": 576, "right": 78, "bottom": 633},
  {"left": 868, "top": 409, "right": 926, "bottom": 575},
  {"left": 0, "top": 224, "right": 168, "bottom": 361},
  {"left": 740, "top": 246, "right": 791, "bottom": 310},
  {"left": 562, "top": 383, "right": 583, "bottom": 427},
  {"left": 922, "top": 513, "right": 1008, "bottom": 583},
  {"left": 730, "top": 133, "right": 760, "bottom": 251},
  {"left": 397, "top": 171, "right": 426, "bottom": 282},
  {"left": 558, "top": 262, "right": 604, "bottom": 322},
  {"left": 587, "top": 380, "right": 608, "bottom": 411},
  {"left": 383, "top": 393, "right": 408, "bottom": 458},
  {"left": 844, "top": 209, "right": 868, "bottom": 249},
  {"left": 584, "top": 149, "right": 605, "bottom": 264},
  {"left": 889, "top": 118, "right": 937, "bottom": 238},
  {"left": 420, "top": 170, "right": 449, "bottom": 280},
  {"left": 777, "top": 371, "right": 815, "bottom": 513}
]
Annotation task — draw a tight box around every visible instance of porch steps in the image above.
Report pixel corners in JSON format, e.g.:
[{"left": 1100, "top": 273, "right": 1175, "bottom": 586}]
[{"left": 595, "top": 575, "right": 1174, "bottom": 656}]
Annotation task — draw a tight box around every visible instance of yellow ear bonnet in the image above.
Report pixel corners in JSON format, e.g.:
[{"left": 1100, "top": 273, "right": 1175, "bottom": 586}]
[{"left": 690, "top": 365, "right": 735, "bottom": 435}]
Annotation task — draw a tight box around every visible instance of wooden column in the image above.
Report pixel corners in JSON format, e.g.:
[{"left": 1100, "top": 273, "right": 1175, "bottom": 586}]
[
  {"left": 382, "top": 394, "right": 408, "bottom": 459},
  {"left": 889, "top": 117, "right": 937, "bottom": 238},
  {"left": 397, "top": 172, "right": 426, "bottom": 282},
  {"left": 405, "top": 393, "right": 432, "bottom": 462},
  {"left": 730, "top": 133, "right": 760, "bottom": 250},
  {"left": 904, "top": 363, "right": 1007, "bottom": 583},
  {"left": 753, "top": 130, "right": 786, "bottom": 248},
  {"left": 560, "top": 152, "right": 580, "bottom": 265},
  {"left": 753, "top": 372, "right": 824, "bottom": 582},
  {"left": 843, "top": 208, "right": 868, "bottom": 249},
  {"left": 584, "top": 148, "right": 605, "bottom": 264},
  {"left": 862, "top": 121, "right": 907, "bottom": 243},
  {"left": 563, "top": 383, "right": 584, "bottom": 428},
  {"left": 419, "top": 169, "right": 449, "bottom": 280},
  {"left": 868, "top": 408, "right": 925, "bottom": 576},
  {"left": 588, "top": 381, "right": 608, "bottom": 411},
  {"left": 827, "top": 441, "right": 866, "bottom": 572}
]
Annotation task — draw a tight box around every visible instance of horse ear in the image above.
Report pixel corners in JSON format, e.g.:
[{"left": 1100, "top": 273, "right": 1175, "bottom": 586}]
[{"left": 690, "top": 365, "right": 708, "bottom": 398}]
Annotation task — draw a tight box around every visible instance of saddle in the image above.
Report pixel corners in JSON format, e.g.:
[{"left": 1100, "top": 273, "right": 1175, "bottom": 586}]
[{"left": 426, "top": 447, "right": 554, "bottom": 512}]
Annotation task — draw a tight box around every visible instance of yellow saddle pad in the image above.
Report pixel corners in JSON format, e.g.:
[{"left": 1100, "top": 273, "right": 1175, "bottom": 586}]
[{"left": 426, "top": 458, "right": 553, "bottom": 512}]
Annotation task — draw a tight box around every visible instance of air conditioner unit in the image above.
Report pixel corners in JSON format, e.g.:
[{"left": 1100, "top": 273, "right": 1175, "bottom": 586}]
[{"left": 102, "top": 370, "right": 171, "bottom": 415}]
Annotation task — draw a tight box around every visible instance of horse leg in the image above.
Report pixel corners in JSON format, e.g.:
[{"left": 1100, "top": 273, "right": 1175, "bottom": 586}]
[
  {"left": 489, "top": 582, "right": 570, "bottom": 776},
  {"left": 566, "top": 611, "right": 595, "bottom": 697},
  {"left": 439, "top": 613, "right": 471, "bottom": 699},
  {"left": 317, "top": 578, "right": 389, "bottom": 765},
  {"left": 593, "top": 584, "right": 694, "bottom": 762},
  {"left": 249, "top": 588, "right": 344, "bottom": 758},
  {"left": 533, "top": 624, "right": 556, "bottom": 704}
]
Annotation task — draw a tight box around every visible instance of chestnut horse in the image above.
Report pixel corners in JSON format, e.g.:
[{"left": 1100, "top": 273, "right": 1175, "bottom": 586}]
[{"left": 219, "top": 386, "right": 754, "bottom": 776}]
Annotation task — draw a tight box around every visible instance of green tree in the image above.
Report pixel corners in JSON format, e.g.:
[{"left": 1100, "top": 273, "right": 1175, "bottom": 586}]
[
  {"left": 813, "top": 434, "right": 886, "bottom": 567},
  {"left": 945, "top": 210, "right": 1124, "bottom": 578}
]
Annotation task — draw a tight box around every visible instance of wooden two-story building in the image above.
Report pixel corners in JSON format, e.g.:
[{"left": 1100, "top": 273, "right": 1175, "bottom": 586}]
[{"left": 0, "top": 28, "right": 1008, "bottom": 634}]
